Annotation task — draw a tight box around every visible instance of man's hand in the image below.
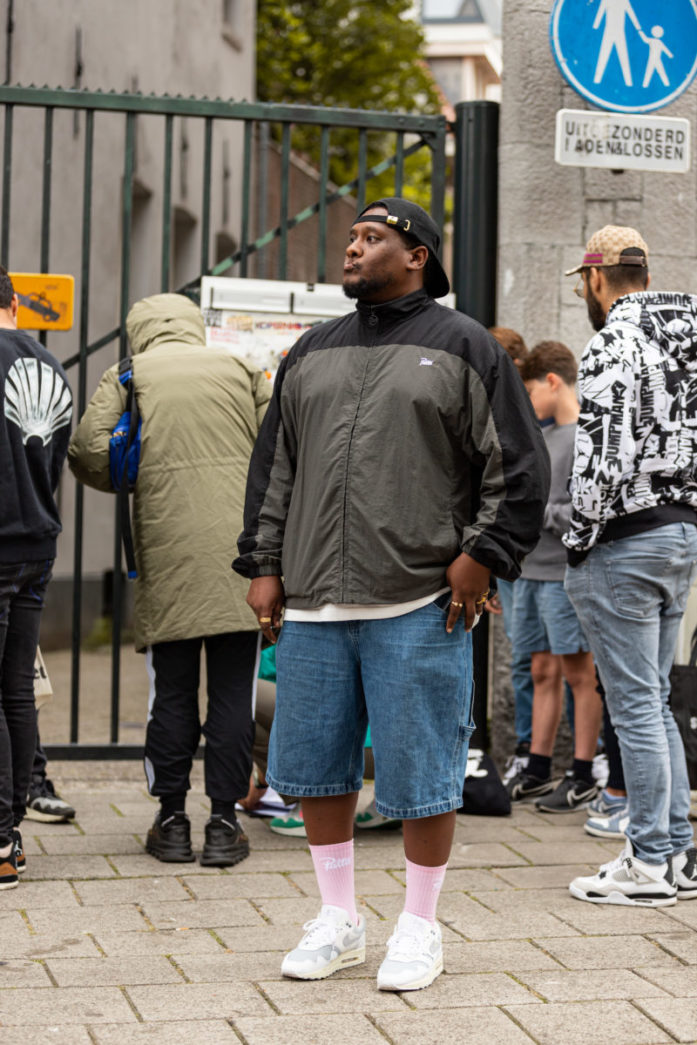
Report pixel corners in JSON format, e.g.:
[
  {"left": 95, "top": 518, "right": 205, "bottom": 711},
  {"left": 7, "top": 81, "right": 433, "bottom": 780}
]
[
  {"left": 247, "top": 576, "right": 285, "bottom": 644},
  {"left": 445, "top": 553, "right": 491, "bottom": 634}
]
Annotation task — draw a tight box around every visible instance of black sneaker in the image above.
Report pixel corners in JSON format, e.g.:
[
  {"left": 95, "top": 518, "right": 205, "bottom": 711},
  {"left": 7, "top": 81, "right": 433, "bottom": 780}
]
[
  {"left": 25, "top": 778, "right": 76, "bottom": 823},
  {"left": 506, "top": 769, "right": 554, "bottom": 802},
  {"left": 12, "top": 828, "right": 25, "bottom": 874},
  {"left": 145, "top": 812, "right": 195, "bottom": 863},
  {"left": 535, "top": 771, "right": 598, "bottom": 813},
  {"left": 674, "top": 846, "right": 697, "bottom": 900},
  {"left": 0, "top": 839, "right": 18, "bottom": 890},
  {"left": 200, "top": 815, "right": 250, "bottom": 867}
]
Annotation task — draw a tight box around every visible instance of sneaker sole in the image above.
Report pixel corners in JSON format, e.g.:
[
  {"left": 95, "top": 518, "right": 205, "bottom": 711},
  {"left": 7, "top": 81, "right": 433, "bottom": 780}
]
[
  {"left": 584, "top": 822, "right": 627, "bottom": 840},
  {"left": 378, "top": 953, "right": 444, "bottom": 991},
  {"left": 536, "top": 797, "right": 594, "bottom": 814},
  {"left": 0, "top": 878, "right": 19, "bottom": 890},
  {"left": 269, "top": 824, "right": 307, "bottom": 837},
  {"left": 677, "top": 886, "right": 697, "bottom": 900},
  {"left": 24, "top": 808, "right": 74, "bottom": 823},
  {"left": 145, "top": 842, "right": 196, "bottom": 863},
  {"left": 199, "top": 845, "right": 250, "bottom": 867},
  {"left": 569, "top": 883, "right": 677, "bottom": 907},
  {"left": 282, "top": 945, "right": 366, "bottom": 980}
]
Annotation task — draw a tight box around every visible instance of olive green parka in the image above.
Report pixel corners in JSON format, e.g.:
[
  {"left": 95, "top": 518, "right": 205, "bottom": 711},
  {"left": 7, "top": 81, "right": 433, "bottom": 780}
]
[{"left": 68, "top": 293, "right": 270, "bottom": 650}]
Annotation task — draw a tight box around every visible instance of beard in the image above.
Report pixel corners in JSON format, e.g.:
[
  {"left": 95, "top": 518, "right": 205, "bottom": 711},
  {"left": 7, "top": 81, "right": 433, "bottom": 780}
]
[
  {"left": 342, "top": 272, "right": 393, "bottom": 300},
  {"left": 586, "top": 285, "right": 606, "bottom": 332}
]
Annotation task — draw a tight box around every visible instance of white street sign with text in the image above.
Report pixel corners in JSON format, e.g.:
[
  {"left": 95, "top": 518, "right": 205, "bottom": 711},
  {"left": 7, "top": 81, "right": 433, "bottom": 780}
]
[{"left": 555, "top": 108, "right": 691, "bottom": 172}]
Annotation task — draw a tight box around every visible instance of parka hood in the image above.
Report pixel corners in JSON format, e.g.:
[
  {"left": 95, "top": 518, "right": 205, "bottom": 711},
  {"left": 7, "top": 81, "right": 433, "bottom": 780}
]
[
  {"left": 126, "top": 293, "right": 206, "bottom": 355},
  {"left": 607, "top": 291, "right": 697, "bottom": 373}
]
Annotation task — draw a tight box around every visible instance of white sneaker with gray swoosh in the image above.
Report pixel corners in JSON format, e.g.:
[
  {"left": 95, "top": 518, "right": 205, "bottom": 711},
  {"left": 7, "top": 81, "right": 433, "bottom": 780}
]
[
  {"left": 377, "top": 910, "right": 443, "bottom": 991},
  {"left": 281, "top": 904, "right": 365, "bottom": 980}
]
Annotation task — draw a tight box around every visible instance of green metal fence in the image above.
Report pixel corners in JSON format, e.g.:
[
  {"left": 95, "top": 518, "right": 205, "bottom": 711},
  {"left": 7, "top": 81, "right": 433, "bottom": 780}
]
[{"left": 0, "top": 84, "right": 458, "bottom": 756}]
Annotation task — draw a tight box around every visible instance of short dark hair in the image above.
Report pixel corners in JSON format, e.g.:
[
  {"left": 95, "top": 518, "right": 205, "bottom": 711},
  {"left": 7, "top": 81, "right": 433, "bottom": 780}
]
[
  {"left": 601, "top": 247, "right": 650, "bottom": 292},
  {"left": 0, "top": 265, "right": 14, "bottom": 309},
  {"left": 519, "top": 340, "right": 578, "bottom": 386},
  {"left": 488, "top": 326, "right": 528, "bottom": 363}
]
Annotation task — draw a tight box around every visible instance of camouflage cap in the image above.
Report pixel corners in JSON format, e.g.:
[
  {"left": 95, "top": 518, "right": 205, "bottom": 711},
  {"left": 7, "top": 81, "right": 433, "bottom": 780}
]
[{"left": 565, "top": 224, "right": 649, "bottom": 275}]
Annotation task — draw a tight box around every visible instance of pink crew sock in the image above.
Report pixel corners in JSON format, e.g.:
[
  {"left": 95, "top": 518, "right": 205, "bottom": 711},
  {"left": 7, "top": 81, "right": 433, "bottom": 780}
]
[
  {"left": 309, "top": 839, "right": 358, "bottom": 924},
  {"left": 404, "top": 856, "right": 448, "bottom": 924}
]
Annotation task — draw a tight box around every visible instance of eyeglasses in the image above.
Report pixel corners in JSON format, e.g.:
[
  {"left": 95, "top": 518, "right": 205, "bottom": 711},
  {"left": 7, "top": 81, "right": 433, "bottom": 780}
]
[{"left": 573, "top": 274, "right": 586, "bottom": 299}]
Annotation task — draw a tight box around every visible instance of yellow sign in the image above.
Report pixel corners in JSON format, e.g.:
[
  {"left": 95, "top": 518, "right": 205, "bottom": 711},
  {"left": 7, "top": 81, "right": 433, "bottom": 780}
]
[{"left": 11, "top": 272, "right": 74, "bottom": 331}]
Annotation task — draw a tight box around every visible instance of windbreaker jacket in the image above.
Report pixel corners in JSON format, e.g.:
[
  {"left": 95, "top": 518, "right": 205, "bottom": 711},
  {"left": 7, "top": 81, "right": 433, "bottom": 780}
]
[
  {"left": 564, "top": 291, "right": 697, "bottom": 558},
  {"left": 68, "top": 294, "right": 271, "bottom": 650},
  {"left": 0, "top": 328, "right": 72, "bottom": 562},
  {"left": 234, "top": 290, "right": 550, "bottom": 606}
]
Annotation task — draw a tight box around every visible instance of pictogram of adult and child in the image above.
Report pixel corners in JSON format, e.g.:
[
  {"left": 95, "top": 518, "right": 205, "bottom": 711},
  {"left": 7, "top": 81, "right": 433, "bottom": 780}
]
[{"left": 593, "top": 0, "right": 673, "bottom": 89}]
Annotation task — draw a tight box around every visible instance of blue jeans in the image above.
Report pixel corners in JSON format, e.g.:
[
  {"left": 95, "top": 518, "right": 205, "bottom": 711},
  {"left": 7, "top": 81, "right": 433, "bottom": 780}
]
[
  {"left": 498, "top": 579, "right": 533, "bottom": 746},
  {"left": 0, "top": 560, "right": 53, "bottom": 846},
  {"left": 565, "top": 523, "right": 697, "bottom": 863},
  {"left": 268, "top": 596, "right": 474, "bottom": 819}
]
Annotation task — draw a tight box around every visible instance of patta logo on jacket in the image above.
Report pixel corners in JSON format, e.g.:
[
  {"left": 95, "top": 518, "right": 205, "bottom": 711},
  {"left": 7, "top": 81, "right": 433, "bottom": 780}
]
[{"left": 4, "top": 357, "right": 72, "bottom": 445}]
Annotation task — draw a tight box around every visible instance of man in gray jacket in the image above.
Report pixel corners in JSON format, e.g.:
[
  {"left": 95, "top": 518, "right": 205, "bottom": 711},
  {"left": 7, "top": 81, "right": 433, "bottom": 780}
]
[{"left": 235, "top": 198, "right": 549, "bottom": 991}]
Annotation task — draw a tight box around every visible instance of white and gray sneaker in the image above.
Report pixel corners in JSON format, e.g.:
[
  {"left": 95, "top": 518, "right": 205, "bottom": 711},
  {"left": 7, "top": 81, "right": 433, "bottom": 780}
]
[
  {"left": 281, "top": 904, "right": 365, "bottom": 980},
  {"left": 673, "top": 846, "right": 697, "bottom": 900},
  {"left": 584, "top": 806, "right": 630, "bottom": 840},
  {"left": 569, "top": 840, "right": 677, "bottom": 907},
  {"left": 377, "top": 910, "right": 443, "bottom": 991}
]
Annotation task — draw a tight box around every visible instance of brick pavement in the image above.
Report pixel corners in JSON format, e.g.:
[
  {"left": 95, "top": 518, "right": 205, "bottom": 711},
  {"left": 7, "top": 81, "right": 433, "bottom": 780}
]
[{"left": 1, "top": 761, "right": 697, "bottom": 1044}]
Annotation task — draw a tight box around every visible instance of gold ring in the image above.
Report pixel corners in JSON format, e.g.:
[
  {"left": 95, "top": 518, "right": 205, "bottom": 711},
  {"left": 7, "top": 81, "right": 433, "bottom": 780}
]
[
  {"left": 258, "top": 616, "right": 272, "bottom": 624},
  {"left": 451, "top": 601, "right": 463, "bottom": 608}
]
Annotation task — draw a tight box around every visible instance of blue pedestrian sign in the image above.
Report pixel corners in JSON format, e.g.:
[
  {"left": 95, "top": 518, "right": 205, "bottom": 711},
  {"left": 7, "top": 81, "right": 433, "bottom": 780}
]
[{"left": 550, "top": 0, "right": 697, "bottom": 113}]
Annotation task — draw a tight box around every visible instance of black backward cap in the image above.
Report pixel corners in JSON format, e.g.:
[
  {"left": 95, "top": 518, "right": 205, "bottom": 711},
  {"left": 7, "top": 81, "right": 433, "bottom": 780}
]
[{"left": 354, "top": 197, "right": 450, "bottom": 299}]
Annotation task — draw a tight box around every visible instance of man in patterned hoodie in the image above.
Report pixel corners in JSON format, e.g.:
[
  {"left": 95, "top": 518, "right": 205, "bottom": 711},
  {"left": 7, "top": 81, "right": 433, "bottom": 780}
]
[{"left": 563, "top": 225, "right": 697, "bottom": 907}]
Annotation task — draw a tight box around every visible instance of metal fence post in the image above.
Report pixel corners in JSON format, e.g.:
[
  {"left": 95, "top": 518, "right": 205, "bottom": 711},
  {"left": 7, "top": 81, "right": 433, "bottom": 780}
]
[{"left": 452, "top": 100, "right": 499, "bottom": 752}]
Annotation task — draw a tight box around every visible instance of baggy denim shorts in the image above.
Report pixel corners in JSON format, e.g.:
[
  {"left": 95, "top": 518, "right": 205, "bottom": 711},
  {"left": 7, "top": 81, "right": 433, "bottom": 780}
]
[{"left": 267, "top": 594, "right": 475, "bottom": 820}]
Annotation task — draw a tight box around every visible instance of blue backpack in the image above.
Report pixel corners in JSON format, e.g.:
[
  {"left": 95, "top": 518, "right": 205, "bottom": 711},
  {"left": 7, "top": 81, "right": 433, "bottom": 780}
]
[{"left": 108, "top": 357, "right": 141, "bottom": 579}]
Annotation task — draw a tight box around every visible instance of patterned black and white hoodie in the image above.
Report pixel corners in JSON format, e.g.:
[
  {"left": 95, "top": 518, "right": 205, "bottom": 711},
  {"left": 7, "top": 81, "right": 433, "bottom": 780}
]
[{"left": 564, "top": 291, "right": 697, "bottom": 563}]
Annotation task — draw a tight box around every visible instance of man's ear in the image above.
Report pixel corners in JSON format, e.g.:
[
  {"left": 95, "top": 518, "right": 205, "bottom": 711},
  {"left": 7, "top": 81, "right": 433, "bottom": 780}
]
[
  {"left": 546, "top": 371, "right": 563, "bottom": 392},
  {"left": 10, "top": 294, "right": 18, "bottom": 320},
  {"left": 407, "top": 245, "right": 428, "bottom": 272},
  {"left": 588, "top": 266, "right": 603, "bottom": 296}
]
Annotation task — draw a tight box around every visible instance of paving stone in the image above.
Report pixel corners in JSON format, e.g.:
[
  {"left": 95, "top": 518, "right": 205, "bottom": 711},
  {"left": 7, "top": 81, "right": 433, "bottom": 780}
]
[
  {"left": 107, "top": 855, "right": 220, "bottom": 877},
  {"left": 253, "top": 896, "right": 382, "bottom": 927},
  {"left": 494, "top": 863, "right": 599, "bottom": 889},
  {"left": 95, "top": 929, "right": 226, "bottom": 957},
  {"left": 258, "top": 977, "right": 408, "bottom": 1014},
  {"left": 452, "top": 842, "right": 529, "bottom": 867},
  {"left": 554, "top": 902, "right": 677, "bottom": 936},
  {"left": 0, "top": 879, "right": 77, "bottom": 908},
  {"left": 466, "top": 888, "right": 581, "bottom": 912},
  {"left": 1, "top": 934, "right": 101, "bottom": 960},
  {"left": 648, "top": 932, "right": 697, "bottom": 964},
  {"left": 40, "top": 834, "right": 145, "bottom": 855},
  {"left": 352, "top": 844, "right": 408, "bottom": 870},
  {"left": 46, "top": 956, "right": 184, "bottom": 986},
  {"left": 234, "top": 1013, "right": 389, "bottom": 1044},
  {"left": 510, "top": 823, "right": 609, "bottom": 843},
  {"left": 110, "top": 801, "right": 159, "bottom": 817},
  {"left": 12, "top": 1029, "right": 93, "bottom": 1044},
  {"left": 0, "top": 910, "right": 33, "bottom": 934},
  {"left": 636, "top": 967, "right": 697, "bottom": 997},
  {"left": 539, "top": 935, "right": 684, "bottom": 970},
  {"left": 125, "top": 981, "right": 272, "bottom": 1020},
  {"left": 375, "top": 1007, "right": 534, "bottom": 1044},
  {"left": 214, "top": 922, "right": 354, "bottom": 953},
  {"left": 636, "top": 998, "right": 697, "bottom": 1041},
  {"left": 92, "top": 1021, "right": 241, "bottom": 1043},
  {"left": 139, "top": 898, "right": 266, "bottom": 930},
  {"left": 73, "top": 876, "right": 191, "bottom": 904},
  {"left": 239, "top": 849, "right": 314, "bottom": 872},
  {"left": 437, "top": 893, "right": 580, "bottom": 941},
  {"left": 453, "top": 820, "right": 540, "bottom": 844},
  {"left": 517, "top": 969, "right": 671, "bottom": 1001},
  {"left": 406, "top": 971, "right": 541, "bottom": 1008},
  {"left": 444, "top": 940, "right": 563, "bottom": 973},
  {"left": 29, "top": 904, "right": 149, "bottom": 935},
  {"left": 0, "top": 958, "right": 53, "bottom": 987},
  {"left": 23, "top": 855, "right": 117, "bottom": 880},
  {"left": 504, "top": 999, "right": 672, "bottom": 1045},
  {"left": 503, "top": 840, "right": 617, "bottom": 866},
  {"left": 663, "top": 902, "right": 697, "bottom": 931},
  {"left": 0, "top": 986, "right": 137, "bottom": 1024},
  {"left": 181, "top": 871, "right": 299, "bottom": 899}
]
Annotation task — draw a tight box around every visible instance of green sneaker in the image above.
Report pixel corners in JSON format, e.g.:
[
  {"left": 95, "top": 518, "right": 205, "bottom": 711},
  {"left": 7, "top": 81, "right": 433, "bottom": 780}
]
[
  {"left": 269, "top": 807, "right": 306, "bottom": 837},
  {"left": 354, "top": 798, "right": 401, "bottom": 830}
]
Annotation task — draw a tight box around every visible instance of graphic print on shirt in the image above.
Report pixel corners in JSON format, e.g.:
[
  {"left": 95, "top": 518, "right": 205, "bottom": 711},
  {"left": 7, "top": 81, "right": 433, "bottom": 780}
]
[
  {"left": 3, "top": 357, "right": 73, "bottom": 445},
  {"left": 564, "top": 294, "right": 697, "bottom": 552}
]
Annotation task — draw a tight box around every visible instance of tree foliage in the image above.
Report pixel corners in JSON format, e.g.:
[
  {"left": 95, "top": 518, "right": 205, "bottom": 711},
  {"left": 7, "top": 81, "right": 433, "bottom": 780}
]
[{"left": 256, "top": 0, "right": 443, "bottom": 205}]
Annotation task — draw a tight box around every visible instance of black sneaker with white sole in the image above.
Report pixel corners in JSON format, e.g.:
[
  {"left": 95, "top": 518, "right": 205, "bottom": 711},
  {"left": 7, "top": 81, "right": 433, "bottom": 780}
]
[
  {"left": 673, "top": 846, "right": 697, "bottom": 900},
  {"left": 506, "top": 769, "right": 554, "bottom": 802},
  {"left": 535, "top": 771, "right": 598, "bottom": 813}
]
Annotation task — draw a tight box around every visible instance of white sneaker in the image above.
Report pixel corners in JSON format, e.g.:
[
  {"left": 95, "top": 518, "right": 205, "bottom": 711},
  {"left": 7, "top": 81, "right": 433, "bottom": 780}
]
[
  {"left": 673, "top": 846, "right": 697, "bottom": 900},
  {"left": 591, "top": 752, "right": 609, "bottom": 789},
  {"left": 281, "top": 904, "right": 365, "bottom": 980},
  {"left": 502, "top": 746, "right": 530, "bottom": 785},
  {"left": 354, "top": 797, "right": 401, "bottom": 830},
  {"left": 569, "top": 840, "right": 677, "bottom": 907},
  {"left": 377, "top": 910, "right": 443, "bottom": 991},
  {"left": 584, "top": 808, "right": 630, "bottom": 840}
]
